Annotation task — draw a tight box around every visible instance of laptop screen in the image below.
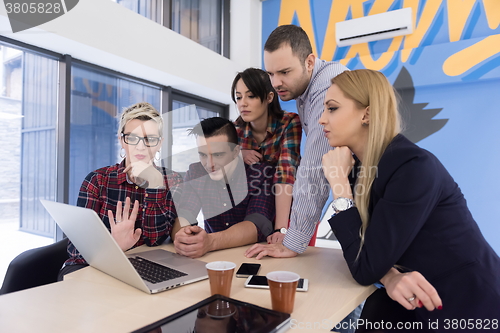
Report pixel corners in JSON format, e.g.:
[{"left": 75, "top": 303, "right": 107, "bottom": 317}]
[{"left": 132, "top": 295, "right": 290, "bottom": 333}]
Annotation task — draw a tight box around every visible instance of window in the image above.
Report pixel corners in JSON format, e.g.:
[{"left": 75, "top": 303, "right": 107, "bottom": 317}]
[
  {"left": 171, "top": 0, "right": 222, "bottom": 54},
  {"left": 113, "top": 0, "right": 230, "bottom": 57},
  {"left": 114, "top": 0, "right": 162, "bottom": 23},
  {"left": 69, "top": 63, "right": 161, "bottom": 205},
  {"left": 0, "top": 43, "right": 59, "bottom": 237},
  {"left": 0, "top": 40, "right": 228, "bottom": 230},
  {"left": 0, "top": 37, "right": 229, "bottom": 286},
  {"left": 0, "top": 45, "right": 23, "bottom": 225},
  {"left": 166, "top": 90, "right": 227, "bottom": 173}
]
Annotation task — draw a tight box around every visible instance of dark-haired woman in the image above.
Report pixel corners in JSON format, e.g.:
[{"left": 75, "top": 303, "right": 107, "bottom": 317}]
[{"left": 232, "top": 68, "right": 302, "bottom": 244}]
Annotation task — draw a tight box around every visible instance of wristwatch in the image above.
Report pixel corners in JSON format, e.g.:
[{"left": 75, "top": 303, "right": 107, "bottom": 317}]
[
  {"left": 273, "top": 227, "right": 287, "bottom": 234},
  {"left": 331, "top": 197, "right": 355, "bottom": 214}
]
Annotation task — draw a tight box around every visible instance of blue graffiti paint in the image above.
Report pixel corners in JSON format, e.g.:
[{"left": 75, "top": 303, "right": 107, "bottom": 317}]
[
  {"left": 462, "top": 2, "right": 481, "bottom": 40},
  {"left": 417, "top": 0, "right": 427, "bottom": 25},
  {"left": 333, "top": 45, "right": 350, "bottom": 61},
  {"left": 409, "top": 6, "right": 445, "bottom": 65},
  {"left": 311, "top": 0, "right": 331, "bottom": 58},
  {"left": 368, "top": 39, "right": 394, "bottom": 56},
  {"left": 363, "top": 0, "right": 374, "bottom": 15},
  {"left": 388, "top": 0, "right": 404, "bottom": 11},
  {"left": 291, "top": 11, "right": 300, "bottom": 27},
  {"left": 462, "top": 54, "right": 500, "bottom": 81},
  {"left": 346, "top": 55, "right": 361, "bottom": 70},
  {"left": 381, "top": 52, "right": 400, "bottom": 77}
]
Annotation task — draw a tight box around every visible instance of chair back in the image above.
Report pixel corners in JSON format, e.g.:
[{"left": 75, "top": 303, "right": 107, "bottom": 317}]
[{"left": 0, "top": 238, "right": 68, "bottom": 295}]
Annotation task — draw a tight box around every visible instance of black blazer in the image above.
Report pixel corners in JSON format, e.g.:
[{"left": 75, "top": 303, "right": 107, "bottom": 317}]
[{"left": 329, "top": 135, "right": 500, "bottom": 322}]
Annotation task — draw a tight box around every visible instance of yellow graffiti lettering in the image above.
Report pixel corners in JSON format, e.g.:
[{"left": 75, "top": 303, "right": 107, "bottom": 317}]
[
  {"left": 447, "top": 0, "right": 476, "bottom": 42},
  {"left": 320, "top": 0, "right": 365, "bottom": 61},
  {"left": 332, "top": 0, "right": 402, "bottom": 71},
  {"left": 368, "top": 0, "right": 396, "bottom": 14},
  {"left": 341, "top": 48, "right": 400, "bottom": 70},
  {"left": 443, "top": 34, "right": 500, "bottom": 76},
  {"left": 276, "top": 0, "right": 498, "bottom": 75},
  {"left": 401, "top": 0, "right": 443, "bottom": 62},
  {"left": 278, "top": 0, "right": 318, "bottom": 57},
  {"left": 483, "top": 0, "right": 500, "bottom": 30}
]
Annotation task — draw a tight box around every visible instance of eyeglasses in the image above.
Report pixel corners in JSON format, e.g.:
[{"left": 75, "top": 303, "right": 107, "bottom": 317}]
[{"left": 121, "top": 133, "right": 161, "bottom": 147}]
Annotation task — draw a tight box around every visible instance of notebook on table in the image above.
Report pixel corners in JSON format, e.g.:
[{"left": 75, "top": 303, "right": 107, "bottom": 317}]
[{"left": 40, "top": 199, "right": 208, "bottom": 294}]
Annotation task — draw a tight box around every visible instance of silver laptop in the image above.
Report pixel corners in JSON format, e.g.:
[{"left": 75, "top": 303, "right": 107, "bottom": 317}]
[{"left": 40, "top": 199, "right": 208, "bottom": 294}]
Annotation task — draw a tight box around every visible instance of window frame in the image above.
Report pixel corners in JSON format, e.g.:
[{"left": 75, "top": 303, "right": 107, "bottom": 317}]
[
  {"left": 0, "top": 35, "right": 229, "bottom": 241},
  {"left": 171, "top": 89, "right": 229, "bottom": 119},
  {"left": 163, "top": 0, "right": 230, "bottom": 57}
]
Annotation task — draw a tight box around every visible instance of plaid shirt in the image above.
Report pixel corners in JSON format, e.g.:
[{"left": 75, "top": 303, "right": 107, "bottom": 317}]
[
  {"left": 177, "top": 159, "right": 275, "bottom": 242},
  {"left": 64, "top": 160, "right": 183, "bottom": 266},
  {"left": 235, "top": 111, "right": 302, "bottom": 185}
]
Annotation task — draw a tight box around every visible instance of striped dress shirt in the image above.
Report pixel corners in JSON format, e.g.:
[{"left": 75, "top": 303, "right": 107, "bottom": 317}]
[{"left": 283, "top": 58, "right": 349, "bottom": 254}]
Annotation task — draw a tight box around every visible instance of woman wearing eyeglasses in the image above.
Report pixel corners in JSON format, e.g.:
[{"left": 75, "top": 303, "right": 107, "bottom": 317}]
[{"left": 58, "top": 102, "right": 183, "bottom": 279}]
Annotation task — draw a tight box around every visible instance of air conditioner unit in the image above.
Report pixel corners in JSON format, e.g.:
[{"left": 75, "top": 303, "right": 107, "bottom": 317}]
[{"left": 335, "top": 8, "right": 413, "bottom": 47}]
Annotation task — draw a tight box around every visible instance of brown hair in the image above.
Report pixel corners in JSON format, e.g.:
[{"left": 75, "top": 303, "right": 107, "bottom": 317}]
[
  {"left": 231, "top": 68, "right": 283, "bottom": 126},
  {"left": 264, "top": 24, "right": 313, "bottom": 64}
]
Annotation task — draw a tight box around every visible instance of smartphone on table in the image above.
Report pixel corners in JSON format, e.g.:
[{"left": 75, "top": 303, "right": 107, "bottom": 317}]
[
  {"left": 244, "top": 275, "right": 309, "bottom": 292},
  {"left": 235, "top": 263, "right": 261, "bottom": 278}
]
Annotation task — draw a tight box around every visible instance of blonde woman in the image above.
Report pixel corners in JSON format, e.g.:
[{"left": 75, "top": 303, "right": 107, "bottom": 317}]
[
  {"left": 320, "top": 70, "right": 499, "bottom": 330},
  {"left": 59, "top": 102, "right": 182, "bottom": 279}
]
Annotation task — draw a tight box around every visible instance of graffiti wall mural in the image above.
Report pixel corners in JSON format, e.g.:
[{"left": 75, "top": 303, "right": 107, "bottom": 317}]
[{"left": 262, "top": 0, "right": 500, "bottom": 253}]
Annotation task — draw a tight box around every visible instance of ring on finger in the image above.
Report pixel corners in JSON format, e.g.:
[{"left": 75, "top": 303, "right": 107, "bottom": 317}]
[
  {"left": 115, "top": 220, "right": 122, "bottom": 223},
  {"left": 407, "top": 294, "right": 416, "bottom": 302}
]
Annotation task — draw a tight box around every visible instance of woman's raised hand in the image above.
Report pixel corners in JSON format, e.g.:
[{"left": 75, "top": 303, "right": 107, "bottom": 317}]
[
  {"left": 107, "top": 197, "right": 142, "bottom": 251},
  {"left": 322, "top": 147, "right": 355, "bottom": 183},
  {"left": 322, "top": 147, "right": 355, "bottom": 199}
]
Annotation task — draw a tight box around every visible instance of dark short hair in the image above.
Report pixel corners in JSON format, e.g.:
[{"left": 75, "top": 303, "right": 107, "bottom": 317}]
[
  {"left": 231, "top": 68, "right": 284, "bottom": 126},
  {"left": 264, "top": 24, "right": 313, "bottom": 63},
  {"left": 189, "top": 117, "right": 239, "bottom": 150}
]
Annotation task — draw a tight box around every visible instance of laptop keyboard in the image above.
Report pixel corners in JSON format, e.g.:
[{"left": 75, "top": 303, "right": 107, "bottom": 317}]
[{"left": 129, "top": 256, "right": 187, "bottom": 284}]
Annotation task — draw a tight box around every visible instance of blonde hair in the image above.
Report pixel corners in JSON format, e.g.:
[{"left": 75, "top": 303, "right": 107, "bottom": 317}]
[
  {"left": 117, "top": 102, "right": 163, "bottom": 137},
  {"left": 331, "top": 69, "right": 401, "bottom": 250}
]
